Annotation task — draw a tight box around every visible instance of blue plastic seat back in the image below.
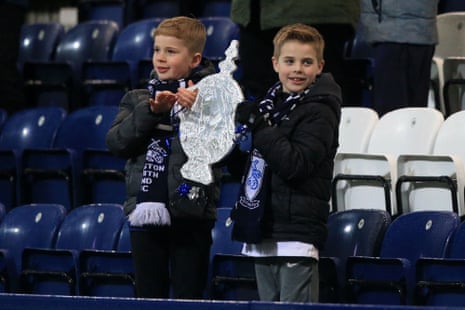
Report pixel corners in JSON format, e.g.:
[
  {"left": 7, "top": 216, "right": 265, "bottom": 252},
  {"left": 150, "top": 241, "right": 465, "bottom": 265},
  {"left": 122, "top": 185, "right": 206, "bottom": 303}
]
[
  {"left": 0, "top": 204, "right": 66, "bottom": 286},
  {"left": 202, "top": 0, "right": 232, "bottom": 17},
  {"left": 0, "top": 107, "right": 67, "bottom": 150},
  {"left": 17, "top": 22, "right": 65, "bottom": 71},
  {"left": 112, "top": 18, "right": 162, "bottom": 87},
  {"left": 116, "top": 220, "right": 131, "bottom": 252},
  {"left": 323, "top": 209, "right": 391, "bottom": 259},
  {"left": 200, "top": 17, "right": 239, "bottom": 61},
  {"left": 446, "top": 220, "right": 465, "bottom": 258},
  {"left": 380, "top": 211, "right": 460, "bottom": 261},
  {"left": 54, "top": 20, "right": 119, "bottom": 76},
  {"left": 211, "top": 208, "right": 243, "bottom": 257},
  {"left": 78, "top": 0, "right": 125, "bottom": 29},
  {"left": 53, "top": 106, "right": 118, "bottom": 151},
  {"left": 141, "top": 0, "right": 180, "bottom": 18},
  {"left": 55, "top": 203, "right": 125, "bottom": 251}
]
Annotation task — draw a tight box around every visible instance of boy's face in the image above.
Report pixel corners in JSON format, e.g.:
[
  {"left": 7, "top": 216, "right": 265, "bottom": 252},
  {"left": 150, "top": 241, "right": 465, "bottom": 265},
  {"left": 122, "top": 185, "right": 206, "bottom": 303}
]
[
  {"left": 152, "top": 35, "right": 201, "bottom": 80},
  {"left": 272, "top": 40, "right": 324, "bottom": 94}
]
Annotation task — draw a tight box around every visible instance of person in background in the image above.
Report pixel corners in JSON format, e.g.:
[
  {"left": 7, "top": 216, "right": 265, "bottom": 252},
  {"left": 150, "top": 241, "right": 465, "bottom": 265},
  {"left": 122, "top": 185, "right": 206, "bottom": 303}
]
[
  {"left": 232, "top": 23, "right": 341, "bottom": 302},
  {"left": 106, "top": 16, "right": 219, "bottom": 299},
  {"left": 359, "top": 0, "right": 439, "bottom": 116},
  {"left": 230, "top": 0, "right": 359, "bottom": 105}
]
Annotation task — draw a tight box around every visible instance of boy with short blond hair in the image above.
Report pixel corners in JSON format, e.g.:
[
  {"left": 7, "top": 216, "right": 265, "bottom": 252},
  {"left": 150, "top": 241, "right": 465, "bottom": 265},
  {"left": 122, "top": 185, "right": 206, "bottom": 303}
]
[
  {"left": 232, "top": 23, "right": 341, "bottom": 302},
  {"left": 106, "top": 16, "right": 219, "bottom": 299}
]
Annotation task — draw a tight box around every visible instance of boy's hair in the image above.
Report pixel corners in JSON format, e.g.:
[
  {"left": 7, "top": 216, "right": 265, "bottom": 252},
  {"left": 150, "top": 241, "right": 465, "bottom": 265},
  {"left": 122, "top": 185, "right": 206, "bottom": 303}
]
[
  {"left": 273, "top": 23, "right": 325, "bottom": 62},
  {"left": 153, "top": 16, "right": 207, "bottom": 54}
]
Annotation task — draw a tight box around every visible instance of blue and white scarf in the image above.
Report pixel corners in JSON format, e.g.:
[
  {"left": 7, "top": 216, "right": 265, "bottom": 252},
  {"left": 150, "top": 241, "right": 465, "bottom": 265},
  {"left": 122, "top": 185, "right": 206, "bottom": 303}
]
[
  {"left": 231, "top": 82, "right": 312, "bottom": 242},
  {"left": 128, "top": 78, "right": 187, "bottom": 227}
]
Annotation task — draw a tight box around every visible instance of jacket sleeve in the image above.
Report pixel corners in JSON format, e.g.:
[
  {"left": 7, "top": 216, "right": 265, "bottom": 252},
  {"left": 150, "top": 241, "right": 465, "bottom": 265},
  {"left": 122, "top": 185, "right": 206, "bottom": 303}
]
[
  {"left": 105, "top": 90, "right": 170, "bottom": 158},
  {"left": 253, "top": 102, "right": 338, "bottom": 183}
]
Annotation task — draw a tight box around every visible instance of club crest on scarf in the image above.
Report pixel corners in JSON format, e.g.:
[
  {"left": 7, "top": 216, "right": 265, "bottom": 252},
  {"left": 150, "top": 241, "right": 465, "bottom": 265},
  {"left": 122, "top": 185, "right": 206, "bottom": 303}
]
[{"left": 238, "top": 150, "right": 266, "bottom": 209}]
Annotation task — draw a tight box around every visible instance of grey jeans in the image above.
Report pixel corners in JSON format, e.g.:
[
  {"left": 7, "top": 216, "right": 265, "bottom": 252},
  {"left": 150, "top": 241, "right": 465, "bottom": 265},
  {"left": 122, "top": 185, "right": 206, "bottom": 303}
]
[{"left": 254, "top": 257, "right": 319, "bottom": 302}]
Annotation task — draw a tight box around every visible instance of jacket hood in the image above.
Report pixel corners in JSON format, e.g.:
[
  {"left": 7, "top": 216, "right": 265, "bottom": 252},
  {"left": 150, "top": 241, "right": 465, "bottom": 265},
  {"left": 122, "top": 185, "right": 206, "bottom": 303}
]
[{"left": 309, "top": 72, "right": 342, "bottom": 116}]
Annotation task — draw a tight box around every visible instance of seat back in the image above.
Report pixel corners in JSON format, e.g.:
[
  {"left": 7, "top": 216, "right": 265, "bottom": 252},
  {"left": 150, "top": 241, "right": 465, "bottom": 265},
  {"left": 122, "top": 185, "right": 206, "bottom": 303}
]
[
  {"left": 338, "top": 107, "right": 379, "bottom": 153},
  {"left": 54, "top": 20, "right": 119, "bottom": 78},
  {"left": 447, "top": 220, "right": 465, "bottom": 259},
  {"left": 53, "top": 105, "right": 118, "bottom": 150},
  {"left": 433, "top": 110, "right": 465, "bottom": 156},
  {"left": 320, "top": 209, "right": 391, "bottom": 302},
  {"left": 17, "top": 22, "right": 65, "bottom": 72},
  {"left": 380, "top": 211, "right": 459, "bottom": 260},
  {"left": 202, "top": 0, "right": 232, "bottom": 17},
  {"left": 323, "top": 209, "right": 391, "bottom": 259},
  {"left": 200, "top": 17, "right": 239, "bottom": 62},
  {"left": 0, "top": 204, "right": 66, "bottom": 290},
  {"left": 211, "top": 208, "right": 242, "bottom": 257},
  {"left": 0, "top": 108, "right": 66, "bottom": 210},
  {"left": 367, "top": 107, "right": 444, "bottom": 156},
  {"left": 141, "top": 0, "right": 180, "bottom": 18},
  {"left": 78, "top": 0, "right": 126, "bottom": 29},
  {"left": 54, "top": 203, "right": 125, "bottom": 251},
  {"left": 116, "top": 220, "right": 131, "bottom": 252},
  {"left": 112, "top": 18, "right": 163, "bottom": 88},
  {"left": 435, "top": 13, "right": 465, "bottom": 59},
  {"left": 0, "top": 107, "right": 67, "bottom": 150}
]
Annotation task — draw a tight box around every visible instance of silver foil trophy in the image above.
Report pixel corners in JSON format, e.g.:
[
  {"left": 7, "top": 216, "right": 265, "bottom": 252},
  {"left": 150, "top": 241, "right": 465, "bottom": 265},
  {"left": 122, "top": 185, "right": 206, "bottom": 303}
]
[{"left": 178, "top": 40, "right": 244, "bottom": 185}]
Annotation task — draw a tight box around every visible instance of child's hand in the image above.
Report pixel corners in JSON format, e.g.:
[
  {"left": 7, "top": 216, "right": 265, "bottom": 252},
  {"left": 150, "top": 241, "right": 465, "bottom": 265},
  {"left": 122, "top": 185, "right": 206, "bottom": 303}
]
[
  {"left": 149, "top": 90, "right": 177, "bottom": 113},
  {"left": 176, "top": 80, "right": 198, "bottom": 109}
]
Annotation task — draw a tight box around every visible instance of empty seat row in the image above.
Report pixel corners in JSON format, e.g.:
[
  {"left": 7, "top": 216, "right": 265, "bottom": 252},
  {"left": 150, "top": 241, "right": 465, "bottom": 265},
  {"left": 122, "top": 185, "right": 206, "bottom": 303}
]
[
  {"left": 212, "top": 208, "right": 465, "bottom": 306},
  {"left": 19, "top": 17, "right": 239, "bottom": 111},
  {"left": 334, "top": 107, "right": 465, "bottom": 219},
  {"left": 0, "top": 106, "right": 126, "bottom": 211},
  {"left": 0, "top": 203, "right": 131, "bottom": 296},
  {"left": 78, "top": 0, "right": 232, "bottom": 29}
]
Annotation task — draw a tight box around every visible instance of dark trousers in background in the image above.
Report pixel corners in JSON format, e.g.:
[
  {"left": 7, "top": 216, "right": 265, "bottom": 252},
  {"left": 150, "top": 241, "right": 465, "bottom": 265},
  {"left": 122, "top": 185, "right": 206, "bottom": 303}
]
[
  {"left": 372, "top": 42, "right": 435, "bottom": 116},
  {"left": 130, "top": 219, "right": 213, "bottom": 299}
]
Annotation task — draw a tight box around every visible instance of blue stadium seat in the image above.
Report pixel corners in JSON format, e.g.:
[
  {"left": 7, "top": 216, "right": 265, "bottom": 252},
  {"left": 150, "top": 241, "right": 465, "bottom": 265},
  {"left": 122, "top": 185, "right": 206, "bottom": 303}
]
[
  {"left": 346, "top": 211, "right": 459, "bottom": 305},
  {"left": 18, "top": 22, "right": 65, "bottom": 75},
  {"left": 0, "top": 107, "right": 66, "bottom": 210},
  {"left": 319, "top": 209, "right": 391, "bottom": 303},
  {"left": 21, "top": 106, "right": 118, "bottom": 210},
  {"left": 140, "top": 0, "right": 180, "bottom": 18},
  {"left": 218, "top": 179, "right": 240, "bottom": 209},
  {"left": 79, "top": 219, "right": 134, "bottom": 297},
  {"left": 0, "top": 204, "right": 66, "bottom": 292},
  {"left": 202, "top": 0, "right": 232, "bottom": 17},
  {"left": 23, "top": 20, "right": 119, "bottom": 111},
  {"left": 20, "top": 203, "right": 125, "bottom": 295},
  {"left": 81, "top": 149, "right": 126, "bottom": 205},
  {"left": 415, "top": 220, "right": 465, "bottom": 306},
  {"left": 209, "top": 207, "right": 257, "bottom": 300},
  {"left": 82, "top": 17, "right": 163, "bottom": 103},
  {"left": 78, "top": 0, "right": 126, "bottom": 29},
  {"left": 200, "top": 17, "right": 239, "bottom": 67}
]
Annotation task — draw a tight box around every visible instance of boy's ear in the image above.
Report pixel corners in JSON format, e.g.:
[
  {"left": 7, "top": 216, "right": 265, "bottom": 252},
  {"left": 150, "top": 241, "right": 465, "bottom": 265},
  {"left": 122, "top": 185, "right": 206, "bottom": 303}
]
[
  {"left": 191, "top": 52, "right": 202, "bottom": 68},
  {"left": 272, "top": 56, "right": 279, "bottom": 73},
  {"left": 317, "top": 59, "right": 325, "bottom": 74}
]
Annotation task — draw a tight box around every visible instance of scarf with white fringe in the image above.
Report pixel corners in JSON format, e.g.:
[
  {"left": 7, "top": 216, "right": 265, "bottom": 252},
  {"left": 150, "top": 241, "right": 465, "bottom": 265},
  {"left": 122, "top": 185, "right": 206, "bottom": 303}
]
[{"left": 128, "top": 78, "right": 187, "bottom": 227}]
